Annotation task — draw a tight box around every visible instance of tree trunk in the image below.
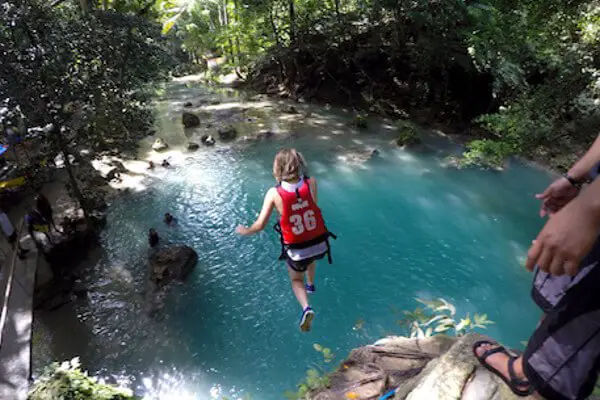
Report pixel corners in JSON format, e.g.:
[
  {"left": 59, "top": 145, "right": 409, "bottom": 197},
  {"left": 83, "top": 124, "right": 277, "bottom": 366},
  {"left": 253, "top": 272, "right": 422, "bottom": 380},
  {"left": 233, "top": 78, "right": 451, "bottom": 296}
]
[
  {"left": 334, "top": 0, "right": 340, "bottom": 17},
  {"left": 103, "top": 0, "right": 109, "bottom": 11},
  {"left": 289, "top": 0, "right": 296, "bottom": 45},
  {"left": 269, "top": 5, "right": 282, "bottom": 49},
  {"left": 79, "top": 0, "right": 90, "bottom": 14},
  {"left": 53, "top": 125, "right": 92, "bottom": 230}
]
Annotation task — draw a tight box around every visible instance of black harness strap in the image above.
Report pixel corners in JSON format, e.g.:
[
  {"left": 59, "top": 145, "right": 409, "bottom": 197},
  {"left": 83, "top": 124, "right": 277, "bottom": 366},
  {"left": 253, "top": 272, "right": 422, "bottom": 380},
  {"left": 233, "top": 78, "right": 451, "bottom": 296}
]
[
  {"left": 273, "top": 222, "right": 287, "bottom": 261},
  {"left": 273, "top": 222, "right": 337, "bottom": 264}
]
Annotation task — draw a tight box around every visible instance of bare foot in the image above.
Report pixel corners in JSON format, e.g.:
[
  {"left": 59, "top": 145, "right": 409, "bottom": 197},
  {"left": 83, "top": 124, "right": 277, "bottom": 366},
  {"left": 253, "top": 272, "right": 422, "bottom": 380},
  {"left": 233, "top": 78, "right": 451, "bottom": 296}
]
[{"left": 474, "top": 342, "right": 531, "bottom": 394}]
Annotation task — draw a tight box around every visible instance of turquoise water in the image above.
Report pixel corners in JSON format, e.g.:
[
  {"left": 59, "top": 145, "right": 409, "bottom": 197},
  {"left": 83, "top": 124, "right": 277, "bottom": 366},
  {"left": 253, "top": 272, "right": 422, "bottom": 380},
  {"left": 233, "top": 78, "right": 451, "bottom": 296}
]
[
  {"left": 75, "top": 133, "right": 552, "bottom": 399},
  {"left": 41, "top": 81, "right": 554, "bottom": 399}
]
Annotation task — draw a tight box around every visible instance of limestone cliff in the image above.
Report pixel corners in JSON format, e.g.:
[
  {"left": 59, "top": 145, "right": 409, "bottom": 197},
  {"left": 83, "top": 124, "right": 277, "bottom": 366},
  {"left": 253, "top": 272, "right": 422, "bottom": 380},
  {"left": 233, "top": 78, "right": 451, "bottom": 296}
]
[{"left": 310, "top": 333, "right": 535, "bottom": 400}]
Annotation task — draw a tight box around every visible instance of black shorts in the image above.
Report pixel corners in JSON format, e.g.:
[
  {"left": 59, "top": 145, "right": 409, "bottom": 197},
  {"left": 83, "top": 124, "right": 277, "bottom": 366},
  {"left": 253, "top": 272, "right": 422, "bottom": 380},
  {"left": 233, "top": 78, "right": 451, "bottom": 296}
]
[
  {"left": 525, "top": 238, "right": 600, "bottom": 400},
  {"left": 285, "top": 252, "right": 326, "bottom": 272}
]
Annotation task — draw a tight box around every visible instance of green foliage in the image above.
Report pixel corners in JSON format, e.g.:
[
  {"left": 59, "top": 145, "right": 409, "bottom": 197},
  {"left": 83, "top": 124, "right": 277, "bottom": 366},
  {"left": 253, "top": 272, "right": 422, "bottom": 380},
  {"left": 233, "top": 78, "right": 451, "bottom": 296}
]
[
  {"left": 0, "top": 0, "right": 172, "bottom": 145},
  {"left": 28, "top": 358, "right": 137, "bottom": 400},
  {"left": 284, "top": 369, "right": 330, "bottom": 400},
  {"left": 456, "top": 139, "right": 513, "bottom": 170},
  {"left": 395, "top": 120, "right": 420, "bottom": 147},
  {"left": 399, "top": 298, "right": 494, "bottom": 338},
  {"left": 352, "top": 114, "right": 368, "bottom": 129},
  {"left": 284, "top": 343, "right": 335, "bottom": 399},
  {"left": 313, "top": 343, "right": 335, "bottom": 363}
]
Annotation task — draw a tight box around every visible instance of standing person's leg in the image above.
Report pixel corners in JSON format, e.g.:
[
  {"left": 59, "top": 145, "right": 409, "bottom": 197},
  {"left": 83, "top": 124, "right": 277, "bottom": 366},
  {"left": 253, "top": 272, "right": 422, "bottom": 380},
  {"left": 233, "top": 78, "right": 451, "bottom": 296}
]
[
  {"left": 474, "top": 241, "right": 600, "bottom": 399},
  {"left": 521, "top": 261, "right": 600, "bottom": 400}
]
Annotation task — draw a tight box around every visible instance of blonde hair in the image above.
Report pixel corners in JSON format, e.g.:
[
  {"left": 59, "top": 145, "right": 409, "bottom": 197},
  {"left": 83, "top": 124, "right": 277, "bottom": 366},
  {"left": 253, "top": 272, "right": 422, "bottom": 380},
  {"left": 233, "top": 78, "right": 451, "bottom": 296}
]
[{"left": 273, "top": 148, "right": 307, "bottom": 182}]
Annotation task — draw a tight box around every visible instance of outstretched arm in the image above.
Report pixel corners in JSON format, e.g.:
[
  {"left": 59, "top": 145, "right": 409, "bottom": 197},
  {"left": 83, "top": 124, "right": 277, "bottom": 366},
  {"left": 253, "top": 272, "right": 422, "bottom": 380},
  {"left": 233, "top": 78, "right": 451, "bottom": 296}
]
[{"left": 236, "top": 188, "right": 276, "bottom": 236}]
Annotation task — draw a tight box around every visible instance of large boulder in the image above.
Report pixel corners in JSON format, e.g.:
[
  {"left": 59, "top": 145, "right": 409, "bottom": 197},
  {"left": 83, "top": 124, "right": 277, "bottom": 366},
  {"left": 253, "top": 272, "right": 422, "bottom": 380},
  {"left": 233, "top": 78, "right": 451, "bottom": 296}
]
[
  {"left": 152, "top": 138, "right": 169, "bottom": 152},
  {"left": 182, "top": 112, "right": 200, "bottom": 128},
  {"left": 149, "top": 245, "right": 198, "bottom": 286},
  {"left": 308, "top": 334, "right": 535, "bottom": 400},
  {"left": 218, "top": 125, "right": 238, "bottom": 141}
]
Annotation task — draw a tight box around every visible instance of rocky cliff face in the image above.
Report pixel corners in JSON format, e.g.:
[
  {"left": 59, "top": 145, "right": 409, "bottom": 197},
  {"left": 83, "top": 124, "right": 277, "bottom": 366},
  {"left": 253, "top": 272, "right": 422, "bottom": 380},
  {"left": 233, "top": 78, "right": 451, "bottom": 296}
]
[{"left": 310, "top": 333, "right": 534, "bottom": 400}]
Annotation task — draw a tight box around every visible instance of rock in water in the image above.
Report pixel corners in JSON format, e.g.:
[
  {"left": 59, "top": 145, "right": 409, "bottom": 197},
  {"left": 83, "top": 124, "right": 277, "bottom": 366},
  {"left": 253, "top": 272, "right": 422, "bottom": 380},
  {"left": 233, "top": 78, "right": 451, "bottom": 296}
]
[
  {"left": 283, "top": 105, "right": 299, "bottom": 114},
  {"left": 105, "top": 167, "right": 120, "bottom": 182},
  {"left": 218, "top": 125, "right": 238, "bottom": 141},
  {"left": 152, "top": 138, "right": 169, "bottom": 152},
  {"left": 182, "top": 112, "right": 200, "bottom": 128},
  {"left": 187, "top": 142, "right": 200, "bottom": 151},
  {"left": 109, "top": 160, "right": 128, "bottom": 173},
  {"left": 149, "top": 245, "right": 198, "bottom": 286},
  {"left": 183, "top": 101, "right": 193, "bottom": 108},
  {"left": 201, "top": 134, "right": 216, "bottom": 146}
]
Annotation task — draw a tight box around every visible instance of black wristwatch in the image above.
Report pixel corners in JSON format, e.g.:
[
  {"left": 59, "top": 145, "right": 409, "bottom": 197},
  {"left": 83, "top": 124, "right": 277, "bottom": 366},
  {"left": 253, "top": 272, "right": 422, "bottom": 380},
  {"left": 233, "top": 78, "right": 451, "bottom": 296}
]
[{"left": 564, "top": 174, "right": 583, "bottom": 189}]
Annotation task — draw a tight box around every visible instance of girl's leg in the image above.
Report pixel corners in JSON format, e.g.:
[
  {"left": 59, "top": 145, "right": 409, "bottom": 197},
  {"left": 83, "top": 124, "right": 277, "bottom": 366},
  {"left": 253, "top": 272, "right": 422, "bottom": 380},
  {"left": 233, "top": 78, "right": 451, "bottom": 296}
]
[
  {"left": 287, "top": 267, "right": 309, "bottom": 310},
  {"left": 306, "top": 262, "right": 316, "bottom": 286}
]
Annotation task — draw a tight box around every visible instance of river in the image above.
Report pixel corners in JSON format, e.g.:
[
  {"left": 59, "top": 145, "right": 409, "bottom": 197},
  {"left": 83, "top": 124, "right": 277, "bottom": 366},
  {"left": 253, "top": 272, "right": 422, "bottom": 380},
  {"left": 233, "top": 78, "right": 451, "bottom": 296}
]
[{"left": 32, "top": 76, "right": 552, "bottom": 400}]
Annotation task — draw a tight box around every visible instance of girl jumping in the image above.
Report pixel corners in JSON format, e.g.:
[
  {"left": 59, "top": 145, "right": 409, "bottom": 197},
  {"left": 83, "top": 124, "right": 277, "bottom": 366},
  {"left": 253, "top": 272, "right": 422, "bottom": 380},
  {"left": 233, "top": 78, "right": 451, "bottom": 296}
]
[{"left": 236, "top": 148, "right": 335, "bottom": 332}]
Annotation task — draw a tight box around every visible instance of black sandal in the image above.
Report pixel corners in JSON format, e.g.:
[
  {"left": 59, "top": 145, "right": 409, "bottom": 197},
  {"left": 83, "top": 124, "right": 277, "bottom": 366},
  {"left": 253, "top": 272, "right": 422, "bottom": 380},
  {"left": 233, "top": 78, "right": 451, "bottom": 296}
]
[{"left": 472, "top": 340, "right": 534, "bottom": 397}]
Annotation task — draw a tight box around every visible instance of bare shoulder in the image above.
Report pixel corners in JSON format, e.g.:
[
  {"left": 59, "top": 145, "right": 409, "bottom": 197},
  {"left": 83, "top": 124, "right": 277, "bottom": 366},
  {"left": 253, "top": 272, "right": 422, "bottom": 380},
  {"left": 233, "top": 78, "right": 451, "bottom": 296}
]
[
  {"left": 265, "top": 187, "right": 278, "bottom": 201},
  {"left": 265, "top": 187, "right": 280, "bottom": 204}
]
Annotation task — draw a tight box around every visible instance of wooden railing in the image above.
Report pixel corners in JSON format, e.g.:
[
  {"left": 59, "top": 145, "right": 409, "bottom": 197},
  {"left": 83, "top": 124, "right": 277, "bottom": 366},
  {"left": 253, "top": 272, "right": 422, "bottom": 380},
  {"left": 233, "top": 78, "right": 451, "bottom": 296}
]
[{"left": 0, "top": 219, "right": 25, "bottom": 348}]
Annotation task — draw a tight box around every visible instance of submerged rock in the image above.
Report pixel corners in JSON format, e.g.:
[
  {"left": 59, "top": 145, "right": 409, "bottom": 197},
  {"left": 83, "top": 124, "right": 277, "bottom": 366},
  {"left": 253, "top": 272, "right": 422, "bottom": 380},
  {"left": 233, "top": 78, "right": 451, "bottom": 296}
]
[
  {"left": 152, "top": 138, "right": 169, "bottom": 152},
  {"left": 149, "top": 245, "right": 198, "bottom": 286},
  {"left": 332, "top": 145, "right": 380, "bottom": 165},
  {"left": 309, "top": 333, "right": 533, "bottom": 400},
  {"left": 201, "top": 134, "right": 216, "bottom": 146},
  {"left": 218, "top": 125, "right": 238, "bottom": 141},
  {"left": 182, "top": 112, "right": 200, "bottom": 128},
  {"left": 258, "top": 130, "right": 275, "bottom": 140}
]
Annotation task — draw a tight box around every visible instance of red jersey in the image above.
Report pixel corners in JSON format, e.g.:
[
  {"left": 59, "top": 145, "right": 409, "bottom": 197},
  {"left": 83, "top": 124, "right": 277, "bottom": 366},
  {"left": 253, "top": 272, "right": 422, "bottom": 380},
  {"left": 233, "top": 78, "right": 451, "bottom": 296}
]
[{"left": 276, "top": 178, "right": 328, "bottom": 246}]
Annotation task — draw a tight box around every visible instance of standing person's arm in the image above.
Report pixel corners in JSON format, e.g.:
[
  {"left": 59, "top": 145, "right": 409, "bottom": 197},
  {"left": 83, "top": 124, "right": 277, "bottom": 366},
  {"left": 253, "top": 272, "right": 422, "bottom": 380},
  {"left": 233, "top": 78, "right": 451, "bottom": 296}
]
[
  {"left": 537, "top": 134, "right": 600, "bottom": 217},
  {"left": 527, "top": 177, "right": 600, "bottom": 276},
  {"left": 566, "top": 134, "right": 600, "bottom": 181},
  {"left": 236, "top": 189, "right": 276, "bottom": 236}
]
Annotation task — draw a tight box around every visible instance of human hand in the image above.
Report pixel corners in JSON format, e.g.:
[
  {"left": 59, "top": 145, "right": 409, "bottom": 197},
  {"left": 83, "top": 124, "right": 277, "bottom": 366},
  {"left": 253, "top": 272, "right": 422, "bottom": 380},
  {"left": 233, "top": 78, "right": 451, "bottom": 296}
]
[
  {"left": 236, "top": 225, "right": 251, "bottom": 236},
  {"left": 535, "top": 177, "right": 579, "bottom": 217},
  {"left": 525, "top": 196, "right": 599, "bottom": 276}
]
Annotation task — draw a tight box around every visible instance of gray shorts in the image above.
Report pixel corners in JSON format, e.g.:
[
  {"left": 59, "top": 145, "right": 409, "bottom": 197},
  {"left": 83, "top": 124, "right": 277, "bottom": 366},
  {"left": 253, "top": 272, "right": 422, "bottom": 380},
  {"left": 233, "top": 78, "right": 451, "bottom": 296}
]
[{"left": 525, "top": 238, "right": 600, "bottom": 399}]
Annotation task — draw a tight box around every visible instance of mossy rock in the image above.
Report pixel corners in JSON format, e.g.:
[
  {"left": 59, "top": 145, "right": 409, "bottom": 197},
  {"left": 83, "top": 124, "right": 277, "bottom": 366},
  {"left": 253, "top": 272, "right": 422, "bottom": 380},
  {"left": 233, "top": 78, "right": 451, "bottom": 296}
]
[
  {"left": 352, "top": 114, "right": 368, "bottom": 129},
  {"left": 395, "top": 120, "right": 421, "bottom": 147}
]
